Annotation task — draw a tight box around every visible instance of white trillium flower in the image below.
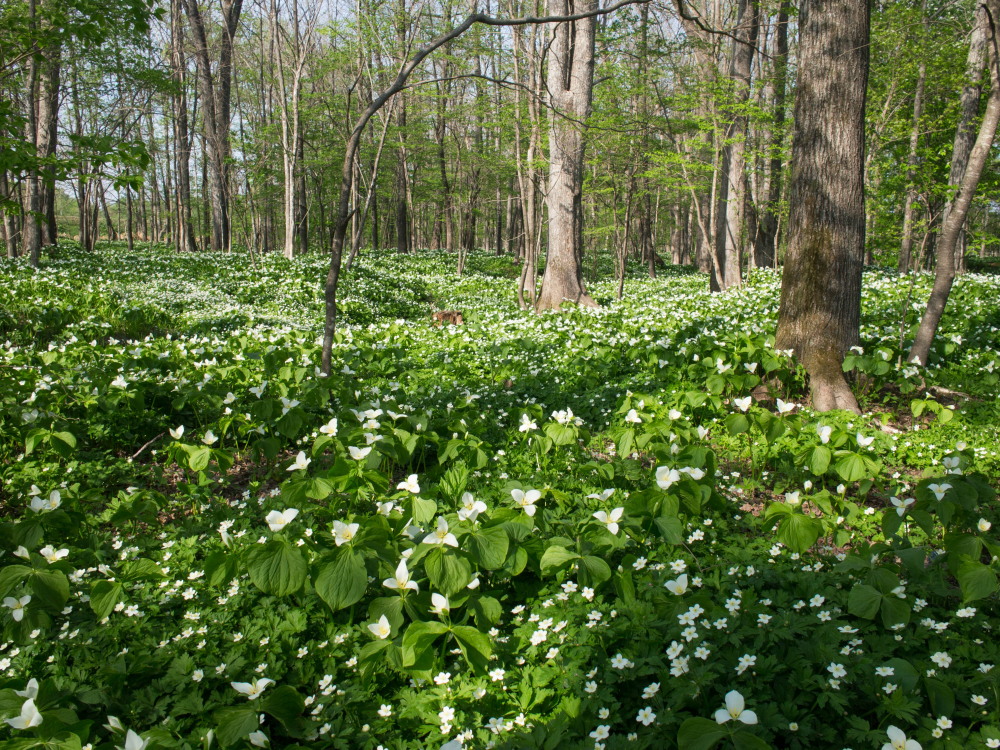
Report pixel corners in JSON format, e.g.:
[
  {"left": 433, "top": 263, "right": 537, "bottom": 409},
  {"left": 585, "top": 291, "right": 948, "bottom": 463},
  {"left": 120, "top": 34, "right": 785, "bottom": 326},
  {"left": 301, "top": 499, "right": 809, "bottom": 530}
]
[
  {"left": 120, "top": 729, "right": 150, "bottom": 750},
  {"left": 593, "top": 507, "right": 624, "bottom": 535},
  {"left": 29, "top": 490, "right": 61, "bottom": 513},
  {"left": 169, "top": 425, "right": 185, "bottom": 440},
  {"left": 5, "top": 698, "right": 43, "bottom": 729},
  {"left": 979, "top": 518, "right": 992, "bottom": 532},
  {"left": 231, "top": 678, "right": 275, "bottom": 700},
  {"left": 430, "top": 593, "right": 450, "bottom": 616},
  {"left": 111, "top": 374, "right": 128, "bottom": 389},
  {"left": 265, "top": 508, "right": 299, "bottom": 532},
  {"left": 928, "top": 483, "right": 952, "bottom": 501},
  {"left": 511, "top": 488, "right": 541, "bottom": 517},
  {"left": 665, "top": 573, "right": 688, "bottom": 595},
  {"left": 733, "top": 397, "right": 752, "bottom": 412},
  {"left": 624, "top": 409, "right": 642, "bottom": 424},
  {"left": 891, "top": 497, "right": 915, "bottom": 517},
  {"left": 680, "top": 466, "right": 705, "bottom": 480},
  {"left": 332, "top": 520, "right": 359, "bottom": 546},
  {"left": 39, "top": 545, "right": 68, "bottom": 563},
  {"left": 775, "top": 399, "right": 796, "bottom": 414},
  {"left": 383, "top": 560, "right": 419, "bottom": 592},
  {"left": 714, "top": 690, "right": 757, "bottom": 725},
  {"left": 397, "top": 474, "right": 420, "bottom": 493},
  {"left": 13, "top": 545, "right": 30, "bottom": 559},
  {"left": 4, "top": 594, "right": 31, "bottom": 622},
  {"left": 655, "top": 466, "right": 680, "bottom": 490},
  {"left": 286, "top": 451, "right": 310, "bottom": 472},
  {"left": 368, "top": 615, "right": 392, "bottom": 639},
  {"left": 423, "top": 517, "right": 459, "bottom": 547},
  {"left": 586, "top": 489, "right": 615, "bottom": 502},
  {"left": 248, "top": 730, "right": 270, "bottom": 747},
  {"left": 458, "top": 492, "right": 487, "bottom": 522},
  {"left": 349, "top": 446, "right": 372, "bottom": 461},
  {"left": 882, "top": 725, "right": 922, "bottom": 750},
  {"left": 319, "top": 418, "right": 338, "bottom": 436},
  {"left": 857, "top": 432, "right": 875, "bottom": 447},
  {"left": 14, "top": 679, "right": 38, "bottom": 699},
  {"left": 202, "top": 430, "right": 218, "bottom": 446},
  {"left": 817, "top": 424, "right": 832, "bottom": 444},
  {"left": 518, "top": 413, "right": 537, "bottom": 432}
]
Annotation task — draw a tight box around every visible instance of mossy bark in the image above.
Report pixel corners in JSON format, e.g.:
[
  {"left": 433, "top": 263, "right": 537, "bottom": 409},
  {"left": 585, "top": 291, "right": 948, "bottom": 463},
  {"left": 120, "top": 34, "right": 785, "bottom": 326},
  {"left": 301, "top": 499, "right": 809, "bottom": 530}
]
[{"left": 775, "top": 0, "right": 870, "bottom": 413}]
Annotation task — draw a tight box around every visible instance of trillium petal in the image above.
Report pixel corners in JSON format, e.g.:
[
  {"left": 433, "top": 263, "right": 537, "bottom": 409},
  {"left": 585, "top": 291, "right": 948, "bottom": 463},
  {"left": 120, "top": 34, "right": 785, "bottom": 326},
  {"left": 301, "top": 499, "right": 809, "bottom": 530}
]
[
  {"left": 738, "top": 709, "right": 757, "bottom": 725},
  {"left": 713, "top": 708, "right": 731, "bottom": 724},
  {"left": 724, "top": 690, "right": 745, "bottom": 715}
]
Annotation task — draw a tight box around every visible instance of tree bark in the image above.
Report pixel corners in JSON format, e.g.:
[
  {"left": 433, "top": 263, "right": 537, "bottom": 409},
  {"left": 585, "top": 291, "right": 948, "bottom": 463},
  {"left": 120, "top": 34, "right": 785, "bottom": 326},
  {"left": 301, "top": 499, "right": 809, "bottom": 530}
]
[
  {"left": 535, "top": 0, "right": 599, "bottom": 310},
  {"left": 940, "top": 1, "right": 990, "bottom": 275},
  {"left": 754, "top": 2, "right": 789, "bottom": 269},
  {"left": 908, "top": 0, "right": 1000, "bottom": 366},
  {"left": 899, "top": 1, "right": 929, "bottom": 274},
  {"left": 775, "top": 0, "right": 870, "bottom": 413},
  {"left": 713, "top": 0, "right": 759, "bottom": 291}
]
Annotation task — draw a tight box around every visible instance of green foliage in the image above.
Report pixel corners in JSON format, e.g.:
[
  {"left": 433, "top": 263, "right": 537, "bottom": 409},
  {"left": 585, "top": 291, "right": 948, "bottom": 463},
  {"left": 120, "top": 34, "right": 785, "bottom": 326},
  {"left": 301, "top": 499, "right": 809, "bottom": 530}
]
[{"left": 0, "top": 248, "right": 997, "bottom": 749}]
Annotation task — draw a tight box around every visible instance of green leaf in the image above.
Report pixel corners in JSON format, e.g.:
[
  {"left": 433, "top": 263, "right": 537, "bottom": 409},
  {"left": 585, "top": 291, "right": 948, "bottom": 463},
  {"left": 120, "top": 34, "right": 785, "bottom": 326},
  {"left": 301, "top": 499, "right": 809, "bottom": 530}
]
[
  {"left": 809, "top": 445, "right": 832, "bottom": 475},
  {"left": 425, "top": 549, "right": 472, "bottom": 596},
  {"left": 27, "top": 569, "right": 69, "bottom": 610},
  {"left": 314, "top": 550, "right": 368, "bottom": 612},
  {"left": 188, "top": 445, "right": 212, "bottom": 472},
  {"left": 452, "top": 625, "right": 492, "bottom": 672},
  {"left": 401, "top": 620, "right": 449, "bottom": 670},
  {"left": 835, "top": 452, "right": 869, "bottom": 482},
  {"left": 732, "top": 732, "right": 772, "bottom": 750},
  {"left": 579, "top": 555, "right": 612, "bottom": 586},
  {"left": 466, "top": 527, "right": 509, "bottom": 570},
  {"left": 879, "top": 596, "right": 910, "bottom": 628},
  {"left": 725, "top": 413, "right": 749, "bottom": 435},
  {"left": 882, "top": 658, "right": 919, "bottom": 692},
  {"left": 261, "top": 685, "right": 304, "bottom": 729},
  {"left": 655, "top": 515, "right": 684, "bottom": 545},
  {"left": 411, "top": 496, "right": 437, "bottom": 526},
  {"left": 847, "top": 583, "right": 882, "bottom": 620},
  {"left": 215, "top": 706, "right": 259, "bottom": 748},
  {"left": 540, "top": 545, "right": 579, "bottom": 577},
  {"left": 677, "top": 717, "right": 728, "bottom": 750},
  {"left": 925, "top": 677, "right": 955, "bottom": 717},
  {"left": 472, "top": 596, "right": 503, "bottom": 629},
  {"left": 544, "top": 422, "right": 577, "bottom": 446},
  {"left": 957, "top": 560, "right": 999, "bottom": 602},
  {"left": 50, "top": 431, "right": 77, "bottom": 458},
  {"left": 775, "top": 513, "right": 822, "bottom": 554},
  {"left": 617, "top": 428, "right": 635, "bottom": 459},
  {"left": 24, "top": 428, "right": 46, "bottom": 456},
  {"left": 90, "top": 580, "right": 124, "bottom": 619},
  {"left": 0, "top": 565, "right": 31, "bottom": 597},
  {"left": 121, "top": 558, "right": 165, "bottom": 581},
  {"left": 245, "top": 541, "right": 307, "bottom": 596}
]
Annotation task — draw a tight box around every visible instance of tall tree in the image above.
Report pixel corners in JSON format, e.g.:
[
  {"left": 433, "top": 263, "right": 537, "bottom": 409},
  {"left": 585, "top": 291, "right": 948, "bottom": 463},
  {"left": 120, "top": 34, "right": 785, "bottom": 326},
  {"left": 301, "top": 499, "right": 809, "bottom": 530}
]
[
  {"left": 534, "top": 0, "right": 599, "bottom": 310},
  {"left": 775, "top": 0, "right": 870, "bottom": 412},
  {"left": 713, "top": 0, "right": 759, "bottom": 291},
  {"left": 182, "top": 0, "right": 244, "bottom": 253},
  {"left": 908, "top": 0, "right": 1000, "bottom": 366}
]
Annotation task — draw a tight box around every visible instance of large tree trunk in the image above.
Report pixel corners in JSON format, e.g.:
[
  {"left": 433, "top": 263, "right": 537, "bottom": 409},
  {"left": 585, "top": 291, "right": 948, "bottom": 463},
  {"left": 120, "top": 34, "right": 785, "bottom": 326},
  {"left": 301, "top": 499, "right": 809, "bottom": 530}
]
[
  {"left": 775, "top": 0, "right": 870, "bottom": 413},
  {"left": 713, "top": 0, "right": 759, "bottom": 291},
  {"left": 171, "top": 0, "right": 197, "bottom": 252},
  {"left": 909, "top": 0, "right": 1000, "bottom": 366},
  {"left": 535, "top": 0, "right": 598, "bottom": 310}
]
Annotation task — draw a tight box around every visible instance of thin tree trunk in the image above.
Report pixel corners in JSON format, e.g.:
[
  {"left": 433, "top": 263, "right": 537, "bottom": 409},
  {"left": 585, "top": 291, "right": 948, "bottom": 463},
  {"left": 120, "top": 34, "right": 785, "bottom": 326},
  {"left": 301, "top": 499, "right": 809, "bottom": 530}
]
[
  {"left": 713, "top": 0, "right": 759, "bottom": 291},
  {"left": 754, "top": 1, "right": 789, "bottom": 269},
  {"left": 909, "top": 0, "right": 1000, "bottom": 365},
  {"left": 899, "top": 1, "right": 929, "bottom": 273},
  {"left": 941, "top": 1, "right": 990, "bottom": 275}
]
